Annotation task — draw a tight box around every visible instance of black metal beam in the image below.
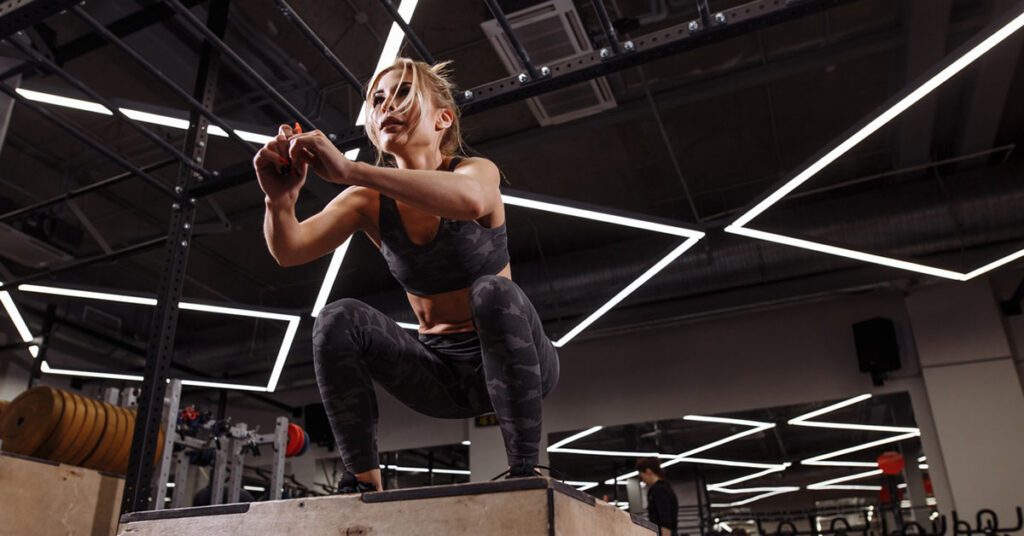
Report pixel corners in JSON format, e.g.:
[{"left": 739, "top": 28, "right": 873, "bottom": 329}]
[
  {"left": 483, "top": 0, "right": 539, "bottom": 80},
  {"left": 696, "top": 0, "right": 712, "bottom": 29},
  {"left": 7, "top": 38, "right": 215, "bottom": 181},
  {"left": 377, "top": 0, "right": 435, "bottom": 65},
  {"left": 54, "top": 0, "right": 206, "bottom": 65},
  {"left": 122, "top": 0, "right": 230, "bottom": 514},
  {"left": 190, "top": 0, "right": 856, "bottom": 198},
  {"left": 0, "top": 83, "right": 175, "bottom": 198},
  {"left": 458, "top": 0, "right": 833, "bottom": 115},
  {"left": 160, "top": 0, "right": 318, "bottom": 130},
  {"left": 0, "top": 159, "right": 177, "bottom": 224},
  {"left": 591, "top": 0, "right": 621, "bottom": 54},
  {"left": 71, "top": 5, "right": 257, "bottom": 156},
  {"left": 0, "top": 0, "right": 80, "bottom": 40},
  {"left": 0, "top": 338, "right": 42, "bottom": 353},
  {"left": 273, "top": 0, "right": 363, "bottom": 95},
  {"left": 0, "top": 236, "right": 168, "bottom": 290},
  {"left": 0, "top": 0, "right": 207, "bottom": 83}
]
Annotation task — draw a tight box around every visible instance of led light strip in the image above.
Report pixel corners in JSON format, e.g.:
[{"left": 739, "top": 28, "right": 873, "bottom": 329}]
[
  {"left": 381, "top": 464, "right": 470, "bottom": 476},
  {"left": 12, "top": 284, "right": 301, "bottom": 392},
  {"left": 710, "top": 487, "right": 801, "bottom": 508},
  {"left": 548, "top": 426, "right": 603, "bottom": 450},
  {"left": 725, "top": 6, "right": 1024, "bottom": 281},
  {"left": 806, "top": 469, "right": 884, "bottom": 491},
  {"left": 14, "top": 88, "right": 273, "bottom": 144},
  {"left": 311, "top": 193, "right": 704, "bottom": 346},
  {"left": 1, "top": 282, "right": 40, "bottom": 357},
  {"left": 563, "top": 480, "right": 600, "bottom": 492}
]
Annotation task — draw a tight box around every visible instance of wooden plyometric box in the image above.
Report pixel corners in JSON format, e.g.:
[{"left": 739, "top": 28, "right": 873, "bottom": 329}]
[
  {"left": 0, "top": 451, "right": 124, "bottom": 536},
  {"left": 118, "top": 477, "right": 657, "bottom": 536}
]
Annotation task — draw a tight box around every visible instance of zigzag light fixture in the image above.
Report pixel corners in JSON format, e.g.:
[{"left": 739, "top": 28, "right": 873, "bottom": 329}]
[
  {"left": 6, "top": 284, "right": 301, "bottom": 392},
  {"left": 789, "top": 394, "right": 921, "bottom": 468},
  {"left": 311, "top": 191, "right": 704, "bottom": 347},
  {"left": 725, "top": 5, "right": 1024, "bottom": 281},
  {"left": 790, "top": 394, "right": 921, "bottom": 491}
]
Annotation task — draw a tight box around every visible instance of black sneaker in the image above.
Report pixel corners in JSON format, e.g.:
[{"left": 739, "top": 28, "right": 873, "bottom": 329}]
[
  {"left": 491, "top": 459, "right": 541, "bottom": 480},
  {"left": 336, "top": 471, "right": 378, "bottom": 494},
  {"left": 490, "top": 463, "right": 571, "bottom": 482}
]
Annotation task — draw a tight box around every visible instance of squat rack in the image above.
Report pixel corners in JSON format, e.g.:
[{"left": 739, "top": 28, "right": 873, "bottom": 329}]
[{"left": 0, "top": 0, "right": 854, "bottom": 516}]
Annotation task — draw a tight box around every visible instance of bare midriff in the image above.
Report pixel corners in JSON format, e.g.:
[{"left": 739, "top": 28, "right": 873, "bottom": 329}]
[
  {"left": 406, "top": 263, "right": 512, "bottom": 334},
  {"left": 362, "top": 190, "right": 510, "bottom": 335}
]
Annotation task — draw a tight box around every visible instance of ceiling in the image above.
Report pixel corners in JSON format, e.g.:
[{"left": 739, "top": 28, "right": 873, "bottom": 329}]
[{"left": 0, "top": 0, "right": 1021, "bottom": 395}]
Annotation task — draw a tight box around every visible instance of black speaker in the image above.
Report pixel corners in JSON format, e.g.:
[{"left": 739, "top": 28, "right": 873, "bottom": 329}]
[
  {"left": 852, "top": 317, "right": 901, "bottom": 386},
  {"left": 304, "top": 403, "right": 334, "bottom": 447}
]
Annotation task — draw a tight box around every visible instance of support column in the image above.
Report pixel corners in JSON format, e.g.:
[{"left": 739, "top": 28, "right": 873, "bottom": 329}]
[
  {"left": 120, "top": 0, "right": 229, "bottom": 515},
  {"left": 905, "top": 279, "right": 1024, "bottom": 519},
  {"left": 626, "top": 477, "right": 643, "bottom": 515},
  {"left": 0, "top": 62, "right": 29, "bottom": 402},
  {"left": 904, "top": 447, "right": 929, "bottom": 522}
]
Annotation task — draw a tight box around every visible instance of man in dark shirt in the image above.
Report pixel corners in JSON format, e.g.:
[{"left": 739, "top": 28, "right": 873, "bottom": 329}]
[{"left": 637, "top": 457, "right": 679, "bottom": 536}]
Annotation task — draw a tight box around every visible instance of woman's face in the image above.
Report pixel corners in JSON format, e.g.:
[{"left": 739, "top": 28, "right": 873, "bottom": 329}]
[{"left": 370, "top": 69, "right": 449, "bottom": 155}]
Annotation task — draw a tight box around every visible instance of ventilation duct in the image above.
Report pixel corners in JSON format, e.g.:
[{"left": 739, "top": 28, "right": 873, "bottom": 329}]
[{"left": 481, "top": 0, "right": 617, "bottom": 125}]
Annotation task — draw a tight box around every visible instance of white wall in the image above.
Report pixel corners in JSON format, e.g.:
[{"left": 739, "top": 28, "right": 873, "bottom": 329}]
[
  {"left": 906, "top": 278, "right": 1024, "bottom": 520},
  {"left": 543, "top": 290, "right": 913, "bottom": 432}
]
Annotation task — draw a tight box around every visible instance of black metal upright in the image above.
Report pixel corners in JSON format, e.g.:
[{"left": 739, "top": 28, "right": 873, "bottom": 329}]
[
  {"left": 274, "top": 0, "right": 364, "bottom": 94},
  {"left": 376, "top": 0, "right": 435, "bottom": 65},
  {"left": 483, "top": 0, "right": 540, "bottom": 79},
  {"left": 591, "top": 0, "right": 621, "bottom": 53},
  {"left": 120, "top": 0, "right": 230, "bottom": 516}
]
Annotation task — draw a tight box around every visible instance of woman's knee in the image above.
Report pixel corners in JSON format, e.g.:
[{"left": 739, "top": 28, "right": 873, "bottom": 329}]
[
  {"left": 313, "top": 298, "right": 376, "bottom": 350},
  {"left": 470, "top": 275, "right": 520, "bottom": 317}
]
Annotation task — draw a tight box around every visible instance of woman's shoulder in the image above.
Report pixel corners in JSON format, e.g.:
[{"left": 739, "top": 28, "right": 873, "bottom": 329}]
[
  {"left": 450, "top": 156, "right": 503, "bottom": 191},
  {"left": 451, "top": 155, "right": 497, "bottom": 172}
]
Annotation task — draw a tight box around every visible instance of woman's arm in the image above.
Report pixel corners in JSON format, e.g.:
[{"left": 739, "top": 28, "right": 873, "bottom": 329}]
[
  {"left": 264, "top": 186, "right": 374, "bottom": 267},
  {"left": 347, "top": 157, "right": 501, "bottom": 221},
  {"left": 284, "top": 129, "right": 501, "bottom": 221}
]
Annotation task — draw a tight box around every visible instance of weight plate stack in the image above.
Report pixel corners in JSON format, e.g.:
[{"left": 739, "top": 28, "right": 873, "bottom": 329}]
[{"left": 0, "top": 386, "right": 63, "bottom": 457}]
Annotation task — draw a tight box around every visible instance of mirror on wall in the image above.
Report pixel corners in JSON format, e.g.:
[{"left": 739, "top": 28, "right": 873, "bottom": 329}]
[{"left": 546, "top": 392, "right": 934, "bottom": 534}]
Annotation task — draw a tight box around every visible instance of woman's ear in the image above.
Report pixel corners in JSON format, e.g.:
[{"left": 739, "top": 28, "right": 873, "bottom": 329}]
[{"left": 435, "top": 107, "right": 454, "bottom": 131}]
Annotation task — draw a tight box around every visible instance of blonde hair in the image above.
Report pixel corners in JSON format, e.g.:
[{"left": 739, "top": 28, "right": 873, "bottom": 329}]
[{"left": 364, "top": 58, "right": 465, "bottom": 166}]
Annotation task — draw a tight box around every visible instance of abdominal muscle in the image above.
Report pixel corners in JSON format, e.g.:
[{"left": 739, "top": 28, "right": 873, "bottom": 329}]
[
  {"left": 360, "top": 188, "right": 512, "bottom": 336},
  {"left": 407, "top": 263, "right": 512, "bottom": 334}
]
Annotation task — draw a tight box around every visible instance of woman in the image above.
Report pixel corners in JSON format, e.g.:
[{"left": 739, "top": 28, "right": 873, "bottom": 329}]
[
  {"left": 253, "top": 58, "right": 559, "bottom": 493},
  {"left": 636, "top": 458, "right": 678, "bottom": 536}
]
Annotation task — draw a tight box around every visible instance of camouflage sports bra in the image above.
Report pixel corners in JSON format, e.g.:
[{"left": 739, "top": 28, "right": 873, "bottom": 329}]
[{"left": 378, "top": 157, "right": 510, "bottom": 296}]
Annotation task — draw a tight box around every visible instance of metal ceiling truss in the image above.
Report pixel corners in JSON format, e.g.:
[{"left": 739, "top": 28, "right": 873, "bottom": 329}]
[{"left": 0, "top": 0, "right": 859, "bottom": 515}]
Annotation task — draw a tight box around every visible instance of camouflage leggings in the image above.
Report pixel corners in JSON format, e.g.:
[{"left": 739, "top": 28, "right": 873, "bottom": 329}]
[{"left": 312, "top": 275, "right": 560, "bottom": 474}]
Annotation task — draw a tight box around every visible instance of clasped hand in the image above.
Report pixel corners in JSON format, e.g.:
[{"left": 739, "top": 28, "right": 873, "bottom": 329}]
[{"left": 253, "top": 123, "right": 355, "bottom": 202}]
